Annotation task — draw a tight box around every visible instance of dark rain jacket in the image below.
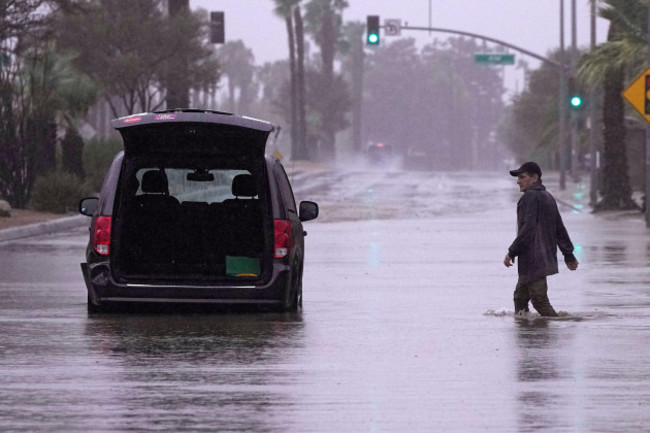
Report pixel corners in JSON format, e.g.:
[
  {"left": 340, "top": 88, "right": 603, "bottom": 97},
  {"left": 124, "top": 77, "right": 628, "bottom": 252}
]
[{"left": 508, "top": 183, "right": 576, "bottom": 284}]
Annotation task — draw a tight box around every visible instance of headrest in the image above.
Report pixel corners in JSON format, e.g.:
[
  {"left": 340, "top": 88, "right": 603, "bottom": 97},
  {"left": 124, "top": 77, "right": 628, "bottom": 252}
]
[
  {"left": 232, "top": 174, "right": 257, "bottom": 197},
  {"left": 141, "top": 170, "right": 169, "bottom": 194}
]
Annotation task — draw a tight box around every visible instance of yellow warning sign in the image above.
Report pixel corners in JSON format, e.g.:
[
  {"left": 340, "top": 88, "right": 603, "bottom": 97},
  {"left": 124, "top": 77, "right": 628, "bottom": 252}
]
[{"left": 622, "top": 67, "right": 650, "bottom": 124}]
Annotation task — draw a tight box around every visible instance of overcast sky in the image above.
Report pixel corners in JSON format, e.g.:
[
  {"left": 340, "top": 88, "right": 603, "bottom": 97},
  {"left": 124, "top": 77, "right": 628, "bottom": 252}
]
[{"left": 190, "top": 0, "right": 609, "bottom": 96}]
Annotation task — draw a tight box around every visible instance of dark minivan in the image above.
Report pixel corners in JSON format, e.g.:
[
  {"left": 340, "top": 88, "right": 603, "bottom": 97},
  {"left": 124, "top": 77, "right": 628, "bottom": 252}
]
[{"left": 79, "top": 109, "right": 318, "bottom": 312}]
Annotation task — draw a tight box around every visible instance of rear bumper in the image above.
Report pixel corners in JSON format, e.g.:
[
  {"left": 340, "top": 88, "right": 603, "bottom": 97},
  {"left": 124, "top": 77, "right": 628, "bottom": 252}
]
[{"left": 81, "top": 262, "right": 290, "bottom": 306}]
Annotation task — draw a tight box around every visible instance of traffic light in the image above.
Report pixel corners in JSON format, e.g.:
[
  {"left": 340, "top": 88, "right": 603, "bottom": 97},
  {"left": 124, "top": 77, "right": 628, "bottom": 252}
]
[
  {"left": 210, "top": 11, "right": 225, "bottom": 44},
  {"left": 568, "top": 77, "right": 583, "bottom": 110},
  {"left": 366, "top": 15, "right": 380, "bottom": 45}
]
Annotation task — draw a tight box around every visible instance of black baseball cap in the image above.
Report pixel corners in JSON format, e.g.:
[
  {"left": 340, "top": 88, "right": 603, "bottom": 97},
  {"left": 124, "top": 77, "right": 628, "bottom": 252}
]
[{"left": 509, "top": 161, "right": 542, "bottom": 177}]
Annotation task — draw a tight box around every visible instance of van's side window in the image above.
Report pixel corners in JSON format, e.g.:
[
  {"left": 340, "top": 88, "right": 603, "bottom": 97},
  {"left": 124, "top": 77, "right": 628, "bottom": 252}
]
[{"left": 274, "top": 164, "right": 296, "bottom": 213}]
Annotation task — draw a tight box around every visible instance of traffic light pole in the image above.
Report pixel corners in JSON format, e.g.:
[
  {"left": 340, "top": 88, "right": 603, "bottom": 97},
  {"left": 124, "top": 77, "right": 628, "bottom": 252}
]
[
  {"left": 392, "top": 25, "right": 568, "bottom": 72},
  {"left": 384, "top": 23, "right": 571, "bottom": 189}
]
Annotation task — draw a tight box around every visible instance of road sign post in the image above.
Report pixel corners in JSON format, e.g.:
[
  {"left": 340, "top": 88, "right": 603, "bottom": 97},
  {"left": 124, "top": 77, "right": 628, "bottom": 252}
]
[{"left": 622, "top": 66, "right": 650, "bottom": 227}]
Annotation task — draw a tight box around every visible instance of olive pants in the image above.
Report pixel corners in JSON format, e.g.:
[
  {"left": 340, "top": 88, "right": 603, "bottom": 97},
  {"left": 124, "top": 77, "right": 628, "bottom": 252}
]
[{"left": 513, "top": 277, "right": 558, "bottom": 317}]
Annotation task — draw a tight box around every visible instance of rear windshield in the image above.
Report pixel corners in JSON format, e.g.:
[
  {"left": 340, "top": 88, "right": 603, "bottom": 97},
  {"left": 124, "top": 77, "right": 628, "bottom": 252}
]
[{"left": 134, "top": 167, "right": 252, "bottom": 203}]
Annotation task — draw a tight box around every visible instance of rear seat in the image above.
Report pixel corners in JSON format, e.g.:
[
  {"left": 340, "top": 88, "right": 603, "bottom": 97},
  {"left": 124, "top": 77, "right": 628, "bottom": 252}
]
[
  {"left": 221, "top": 174, "right": 264, "bottom": 257},
  {"left": 124, "top": 170, "right": 180, "bottom": 272}
]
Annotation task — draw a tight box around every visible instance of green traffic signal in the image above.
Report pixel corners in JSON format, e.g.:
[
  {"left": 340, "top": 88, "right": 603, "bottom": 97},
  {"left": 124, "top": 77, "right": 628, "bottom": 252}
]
[
  {"left": 569, "top": 95, "right": 582, "bottom": 108},
  {"left": 367, "top": 15, "right": 380, "bottom": 45},
  {"left": 570, "top": 95, "right": 583, "bottom": 108}
]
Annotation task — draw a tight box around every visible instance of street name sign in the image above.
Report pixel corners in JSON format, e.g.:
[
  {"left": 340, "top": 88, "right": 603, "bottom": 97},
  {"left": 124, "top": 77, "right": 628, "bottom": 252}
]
[
  {"left": 474, "top": 53, "right": 515, "bottom": 65},
  {"left": 384, "top": 19, "right": 401, "bottom": 36},
  {"left": 622, "top": 67, "right": 650, "bottom": 124}
]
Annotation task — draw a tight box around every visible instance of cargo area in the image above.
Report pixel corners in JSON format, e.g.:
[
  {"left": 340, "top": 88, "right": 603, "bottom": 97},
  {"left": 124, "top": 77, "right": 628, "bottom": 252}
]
[{"left": 112, "top": 160, "right": 270, "bottom": 281}]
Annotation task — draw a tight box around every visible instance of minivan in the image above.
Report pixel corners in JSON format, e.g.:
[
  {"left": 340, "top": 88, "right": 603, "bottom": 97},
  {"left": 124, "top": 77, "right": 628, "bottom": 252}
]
[{"left": 79, "top": 109, "right": 318, "bottom": 312}]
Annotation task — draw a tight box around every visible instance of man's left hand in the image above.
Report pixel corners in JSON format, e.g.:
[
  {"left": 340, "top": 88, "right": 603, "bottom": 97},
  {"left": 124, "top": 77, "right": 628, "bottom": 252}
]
[
  {"left": 504, "top": 253, "right": 514, "bottom": 267},
  {"left": 566, "top": 259, "right": 579, "bottom": 271}
]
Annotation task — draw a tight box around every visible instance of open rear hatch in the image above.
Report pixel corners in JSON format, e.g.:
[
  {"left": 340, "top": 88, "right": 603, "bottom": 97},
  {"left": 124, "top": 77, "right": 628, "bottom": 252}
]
[
  {"left": 114, "top": 110, "right": 273, "bottom": 159},
  {"left": 110, "top": 111, "right": 275, "bottom": 284}
]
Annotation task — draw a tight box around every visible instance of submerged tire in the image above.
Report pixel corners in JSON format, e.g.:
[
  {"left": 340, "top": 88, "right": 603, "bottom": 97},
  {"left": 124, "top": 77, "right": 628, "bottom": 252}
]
[{"left": 281, "top": 271, "right": 301, "bottom": 313}]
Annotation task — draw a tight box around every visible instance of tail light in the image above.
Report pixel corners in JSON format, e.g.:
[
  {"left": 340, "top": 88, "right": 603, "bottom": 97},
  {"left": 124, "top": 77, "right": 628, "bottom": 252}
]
[
  {"left": 274, "top": 219, "right": 291, "bottom": 258},
  {"left": 93, "top": 216, "right": 112, "bottom": 256}
]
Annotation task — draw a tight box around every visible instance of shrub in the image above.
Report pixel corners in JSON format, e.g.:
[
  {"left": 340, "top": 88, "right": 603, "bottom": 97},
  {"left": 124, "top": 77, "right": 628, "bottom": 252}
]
[
  {"left": 83, "top": 137, "right": 123, "bottom": 192},
  {"left": 30, "top": 171, "right": 94, "bottom": 214}
]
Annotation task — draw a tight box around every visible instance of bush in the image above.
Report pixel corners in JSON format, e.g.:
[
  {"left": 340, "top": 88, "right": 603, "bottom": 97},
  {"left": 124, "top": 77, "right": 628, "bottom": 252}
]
[
  {"left": 83, "top": 137, "right": 123, "bottom": 192},
  {"left": 30, "top": 171, "right": 94, "bottom": 214}
]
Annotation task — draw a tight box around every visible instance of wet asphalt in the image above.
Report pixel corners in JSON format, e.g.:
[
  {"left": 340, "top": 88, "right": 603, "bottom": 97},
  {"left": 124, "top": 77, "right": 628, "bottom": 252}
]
[{"left": 1, "top": 169, "right": 649, "bottom": 432}]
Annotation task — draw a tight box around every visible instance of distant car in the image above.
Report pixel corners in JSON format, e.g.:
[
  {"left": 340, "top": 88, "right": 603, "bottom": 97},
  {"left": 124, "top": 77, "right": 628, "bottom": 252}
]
[
  {"left": 79, "top": 109, "right": 318, "bottom": 313},
  {"left": 366, "top": 142, "right": 394, "bottom": 165}
]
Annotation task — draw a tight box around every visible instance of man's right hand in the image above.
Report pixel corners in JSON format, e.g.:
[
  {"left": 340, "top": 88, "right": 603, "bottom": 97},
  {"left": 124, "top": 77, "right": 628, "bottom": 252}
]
[{"left": 504, "top": 253, "right": 514, "bottom": 267}]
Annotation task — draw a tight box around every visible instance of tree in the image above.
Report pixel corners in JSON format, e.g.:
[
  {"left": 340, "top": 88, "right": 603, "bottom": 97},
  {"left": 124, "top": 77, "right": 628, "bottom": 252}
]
[
  {"left": 499, "top": 49, "right": 568, "bottom": 167},
  {"left": 304, "top": 0, "right": 349, "bottom": 161},
  {"left": 0, "top": 2, "right": 57, "bottom": 208},
  {"left": 293, "top": 4, "right": 308, "bottom": 159},
  {"left": 166, "top": 0, "right": 190, "bottom": 108},
  {"left": 363, "top": 38, "right": 503, "bottom": 169},
  {"left": 577, "top": 0, "right": 644, "bottom": 210},
  {"left": 218, "top": 40, "right": 256, "bottom": 114},
  {"left": 340, "top": 21, "right": 365, "bottom": 154},
  {"left": 55, "top": 0, "right": 219, "bottom": 117},
  {"left": 273, "top": 0, "right": 301, "bottom": 159}
]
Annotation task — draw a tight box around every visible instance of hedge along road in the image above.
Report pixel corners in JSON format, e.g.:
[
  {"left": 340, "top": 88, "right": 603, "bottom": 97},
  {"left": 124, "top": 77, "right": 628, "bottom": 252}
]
[{"left": 0, "top": 168, "right": 649, "bottom": 432}]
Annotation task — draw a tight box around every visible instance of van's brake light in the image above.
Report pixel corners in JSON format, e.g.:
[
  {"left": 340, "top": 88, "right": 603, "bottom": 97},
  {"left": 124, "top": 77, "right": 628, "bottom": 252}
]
[{"left": 93, "top": 216, "right": 112, "bottom": 255}]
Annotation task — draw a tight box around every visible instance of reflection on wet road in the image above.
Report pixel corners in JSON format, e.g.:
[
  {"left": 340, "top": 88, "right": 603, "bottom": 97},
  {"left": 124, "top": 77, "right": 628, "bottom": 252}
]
[{"left": 1, "top": 170, "right": 649, "bottom": 432}]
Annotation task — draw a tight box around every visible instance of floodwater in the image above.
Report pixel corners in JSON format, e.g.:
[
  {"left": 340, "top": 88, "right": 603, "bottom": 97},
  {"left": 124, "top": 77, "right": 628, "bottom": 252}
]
[{"left": 1, "top": 169, "right": 649, "bottom": 432}]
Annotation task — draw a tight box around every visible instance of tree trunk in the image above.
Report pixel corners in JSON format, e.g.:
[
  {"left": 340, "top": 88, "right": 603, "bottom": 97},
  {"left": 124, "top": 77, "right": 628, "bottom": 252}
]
[
  {"left": 294, "top": 5, "right": 308, "bottom": 160},
  {"left": 285, "top": 14, "right": 298, "bottom": 159},
  {"left": 594, "top": 65, "right": 637, "bottom": 211},
  {"left": 319, "top": 8, "right": 336, "bottom": 161},
  {"left": 350, "top": 26, "right": 364, "bottom": 154},
  {"left": 62, "top": 127, "right": 85, "bottom": 179},
  {"left": 166, "top": 0, "right": 190, "bottom": 109}
]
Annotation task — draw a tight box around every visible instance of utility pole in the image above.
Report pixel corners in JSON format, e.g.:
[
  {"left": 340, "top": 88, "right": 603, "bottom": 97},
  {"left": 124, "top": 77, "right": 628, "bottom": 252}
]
[
  {"left": 569, "top": 0, "right": 579, "bottom": 180},
  {"left": 559, "top": 0, "right": 567, "bottom": 190},
  {"left": 589, "top": 0, "right": 598, "bottom": 206}
]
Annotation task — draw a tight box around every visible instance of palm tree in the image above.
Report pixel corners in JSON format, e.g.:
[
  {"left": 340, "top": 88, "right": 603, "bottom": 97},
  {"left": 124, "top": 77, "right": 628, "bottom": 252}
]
[
  {"left": 340, "top": 21, "right": 365, "bottom": 154},
  {"left": 577, "top": 0, "right": 645, "bottom": 210},
  {"left": 305, "top": 0, "right": 349, "bottom": 161},
  {"left": 219, "top": 40, "right": 255, "bottom": 113},
  {"left": 294, "top": 4, "right": 308, "bottom": 159},
  {"left": 273, "top": 0, "right": 301, "bottom": 159}
]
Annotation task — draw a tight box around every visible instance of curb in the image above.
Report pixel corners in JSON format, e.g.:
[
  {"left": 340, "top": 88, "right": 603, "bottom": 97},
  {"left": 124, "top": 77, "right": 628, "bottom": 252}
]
[{"left": 0, "top": 214, "right": 88, "bottom": 243}]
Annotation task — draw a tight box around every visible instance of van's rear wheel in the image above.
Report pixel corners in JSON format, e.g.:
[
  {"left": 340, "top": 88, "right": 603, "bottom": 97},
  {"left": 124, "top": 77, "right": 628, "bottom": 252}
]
[{"left": 282, "top": 269, "right": 302, "bottom": 313}]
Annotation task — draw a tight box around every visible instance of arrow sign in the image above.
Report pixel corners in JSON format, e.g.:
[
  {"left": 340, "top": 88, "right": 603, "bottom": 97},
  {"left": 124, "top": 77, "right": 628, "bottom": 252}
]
[{"left": 622, "top": 67, "right": 650, "bottom": 124}]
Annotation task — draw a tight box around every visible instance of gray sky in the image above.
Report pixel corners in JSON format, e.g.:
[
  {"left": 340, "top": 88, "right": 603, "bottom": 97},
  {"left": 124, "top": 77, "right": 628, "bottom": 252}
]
[{"left": 190, "top": 0, "right": 609, "bottom": 97}]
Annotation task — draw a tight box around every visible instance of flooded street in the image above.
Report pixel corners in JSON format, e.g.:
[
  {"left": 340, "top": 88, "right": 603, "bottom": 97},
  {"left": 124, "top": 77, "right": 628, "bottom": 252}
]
[{"left": 1, "top": 169, "right": 649, "bottom": 432}]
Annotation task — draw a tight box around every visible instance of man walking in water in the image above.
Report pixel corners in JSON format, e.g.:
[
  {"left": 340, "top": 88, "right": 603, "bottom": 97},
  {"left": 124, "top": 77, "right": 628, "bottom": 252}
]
[{"left": 503, "top": 162, "right": 579, "bottom": 316}]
